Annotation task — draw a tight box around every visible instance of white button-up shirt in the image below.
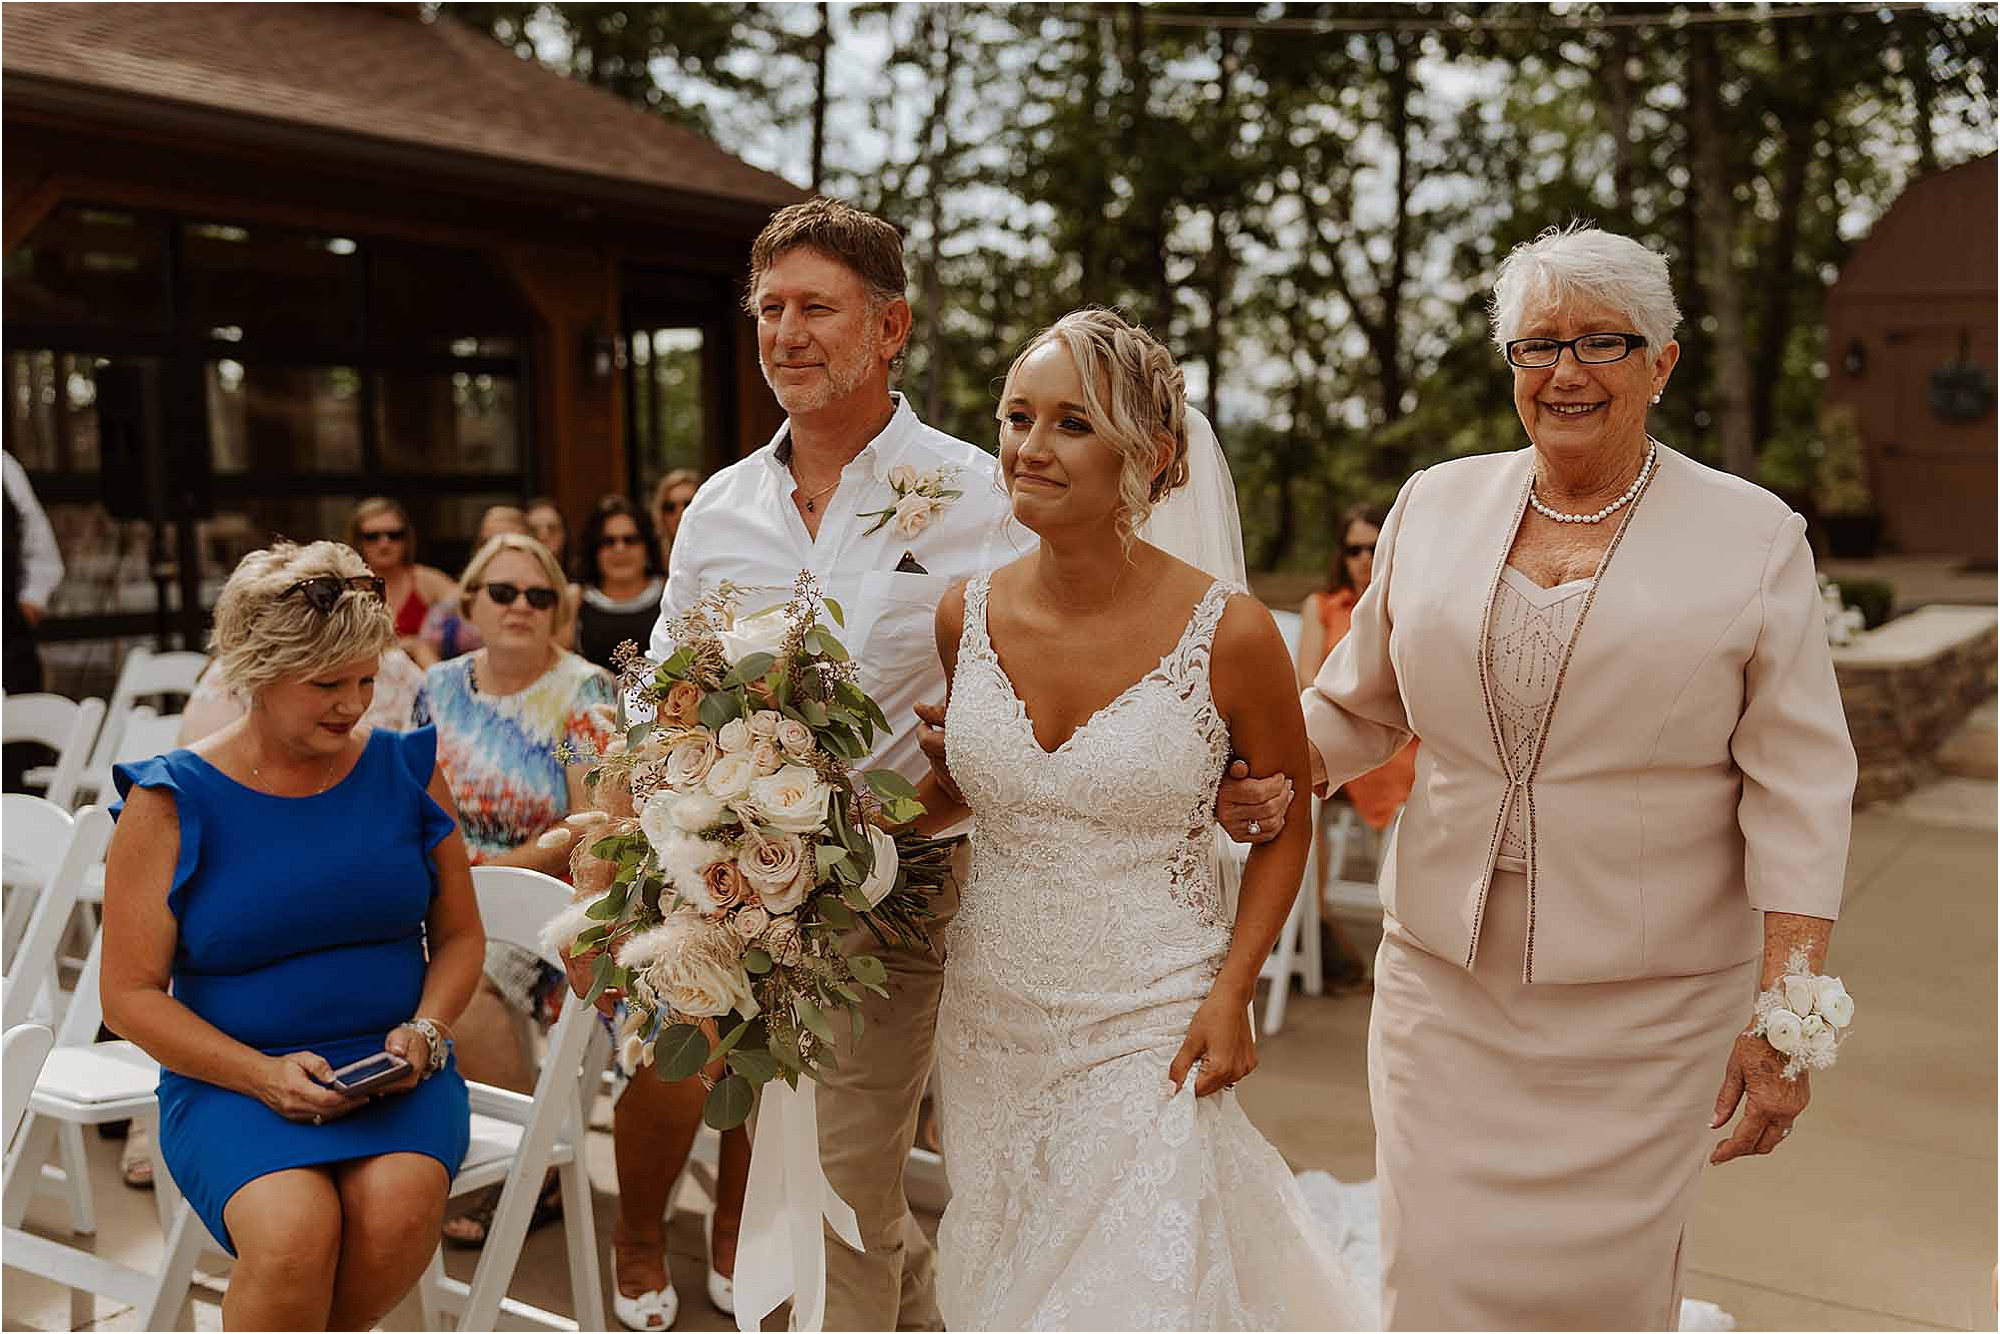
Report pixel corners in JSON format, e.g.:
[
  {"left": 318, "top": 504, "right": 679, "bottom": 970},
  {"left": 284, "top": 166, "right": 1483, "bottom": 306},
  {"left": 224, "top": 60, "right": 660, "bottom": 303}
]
[{"left": 650, "top": 395, "right": 1027, "bottom": 785}]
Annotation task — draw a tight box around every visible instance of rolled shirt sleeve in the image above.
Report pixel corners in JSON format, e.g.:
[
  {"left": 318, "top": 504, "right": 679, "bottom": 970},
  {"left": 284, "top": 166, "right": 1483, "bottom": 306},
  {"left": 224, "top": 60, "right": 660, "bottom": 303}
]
[
  {"left": 1731, "top": 513, "right": 1856, "bottom": 920},
  {"left": 3, "top": 452, "right": 64, "bottom": 607},
  {"left": 1301, "top": 469, "right": 1421, "bottom": 789}
]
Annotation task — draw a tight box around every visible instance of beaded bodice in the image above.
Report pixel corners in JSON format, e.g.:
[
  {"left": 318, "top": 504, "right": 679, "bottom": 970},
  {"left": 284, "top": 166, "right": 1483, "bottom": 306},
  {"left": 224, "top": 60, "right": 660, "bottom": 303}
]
[{"left": 1486, "top": 566, "right": 1594, "bottom": 868}]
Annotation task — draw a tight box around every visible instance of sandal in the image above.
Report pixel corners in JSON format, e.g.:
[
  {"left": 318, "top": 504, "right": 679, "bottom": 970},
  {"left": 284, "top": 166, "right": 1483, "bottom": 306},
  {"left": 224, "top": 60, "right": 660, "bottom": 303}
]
[
  {"left": 442, "top": 1173, "right": 564, "bottom": 1248},
  {"left": 120, "top": 1123, "right": 155, "bottom": 1190},
  {"left": 612, "top": 1226, "right": 678, "bottom": 1331}
]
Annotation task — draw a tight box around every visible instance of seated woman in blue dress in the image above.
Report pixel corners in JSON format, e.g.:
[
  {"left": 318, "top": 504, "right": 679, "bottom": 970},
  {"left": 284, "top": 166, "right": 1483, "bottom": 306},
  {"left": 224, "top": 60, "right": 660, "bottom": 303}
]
[{"left": 100, "top": 539, "right": 483, "bottom": 1331}]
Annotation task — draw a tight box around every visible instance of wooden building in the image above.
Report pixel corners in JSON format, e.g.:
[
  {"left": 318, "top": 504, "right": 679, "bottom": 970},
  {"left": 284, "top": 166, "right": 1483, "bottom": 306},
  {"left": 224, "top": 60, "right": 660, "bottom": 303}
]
[
  {"left": 3, "top": 2, "right": 798, "bottom": 692},
  {"left": 1823, "top": 153, "right": 1997, "bottom": 562}
]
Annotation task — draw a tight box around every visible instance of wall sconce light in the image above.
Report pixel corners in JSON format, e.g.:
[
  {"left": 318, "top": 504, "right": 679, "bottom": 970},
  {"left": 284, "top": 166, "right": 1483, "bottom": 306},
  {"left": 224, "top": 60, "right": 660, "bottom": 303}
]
[
  {"left": 582, "top": 322, "right": 622, "bottom": 381},
  {"left": 1841, "top": 339, "right": 1867, "bottom": 378}
]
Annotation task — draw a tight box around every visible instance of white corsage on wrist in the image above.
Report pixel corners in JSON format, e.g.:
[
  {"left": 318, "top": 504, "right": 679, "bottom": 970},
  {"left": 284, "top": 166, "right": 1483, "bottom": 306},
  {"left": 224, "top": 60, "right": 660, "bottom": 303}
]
[
  {"left": 1748, "top": 949, "right": 1854, "bottom": 1080},
  {"left": 859, "top": 465, "right": 963, "bottom": 538}
]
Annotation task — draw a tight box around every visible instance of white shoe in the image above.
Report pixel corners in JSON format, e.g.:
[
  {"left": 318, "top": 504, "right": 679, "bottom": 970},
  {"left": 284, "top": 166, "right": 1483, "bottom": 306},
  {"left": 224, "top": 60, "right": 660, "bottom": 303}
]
[
  {"left": 611, "top": 1244, "right": 678, "bottom": 1331},
  {"left": 706, "top": 1212, "right": 735, "bottom": 1316}
]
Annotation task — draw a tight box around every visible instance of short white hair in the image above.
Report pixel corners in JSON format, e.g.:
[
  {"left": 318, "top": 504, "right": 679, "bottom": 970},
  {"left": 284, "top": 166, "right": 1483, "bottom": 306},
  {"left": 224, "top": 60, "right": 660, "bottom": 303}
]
[{"left": 1489, "top": 223, "right": 1681, "bottom": 366}]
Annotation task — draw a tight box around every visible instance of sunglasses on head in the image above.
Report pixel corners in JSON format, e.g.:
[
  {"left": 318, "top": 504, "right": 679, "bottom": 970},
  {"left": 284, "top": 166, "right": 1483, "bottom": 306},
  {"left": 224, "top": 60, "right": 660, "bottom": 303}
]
[
  {"left": 1344, "top": 542, "right": 1377, "bottom": 559},
  {"left": 480, "top": 581, "right": 560, "bottom": 611},
  {"left": 359, "top": 527, "right": 407, "bottom": 543},
  {"left": 281, "top": 575, "right": 386, "bottom": 615}
]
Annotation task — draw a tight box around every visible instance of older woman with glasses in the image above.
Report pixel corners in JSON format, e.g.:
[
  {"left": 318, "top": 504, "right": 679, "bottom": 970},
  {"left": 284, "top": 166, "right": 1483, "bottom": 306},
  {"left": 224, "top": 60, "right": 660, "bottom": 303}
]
[
  {"left": 1237, "top": 224, "right": 1857, "bottom": 1328},
  {"left": 101, "top": 540, "right": 480, "bottom": 1330},
  {"left": 346, "top": 498, "right": 455, "bottom": 668}
]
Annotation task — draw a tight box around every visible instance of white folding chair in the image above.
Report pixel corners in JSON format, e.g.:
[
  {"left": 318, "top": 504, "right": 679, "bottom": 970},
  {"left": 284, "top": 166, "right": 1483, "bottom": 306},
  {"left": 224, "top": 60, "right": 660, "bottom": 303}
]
[
  {"left": 3, "top": 1025, "right": 55, "bottom": 1148},
  {"left": 415, "top": 866, "right": 608, "bottom": 1331},
  {"left": 2, "top": 803, "right": 108, "bottom": 1032},
  {"left": 73, "top": 647, "right": 207, "bottom": 804},
  {"left": 1321, "top": 803, "right": 1401, "bottom": 926},
  {"left": 3, "top": 692, "right": 107, "bottom": 810},
  {"left": 2, "top": 792, "right": 81, "bottom": 974}
]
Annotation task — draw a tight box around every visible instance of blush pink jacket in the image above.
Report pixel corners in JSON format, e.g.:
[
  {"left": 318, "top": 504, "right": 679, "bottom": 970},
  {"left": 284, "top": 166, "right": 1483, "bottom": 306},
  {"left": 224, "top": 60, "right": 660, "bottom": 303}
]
[{"left": 1302, "top": 443, "right": 1856, "bottom": 984}]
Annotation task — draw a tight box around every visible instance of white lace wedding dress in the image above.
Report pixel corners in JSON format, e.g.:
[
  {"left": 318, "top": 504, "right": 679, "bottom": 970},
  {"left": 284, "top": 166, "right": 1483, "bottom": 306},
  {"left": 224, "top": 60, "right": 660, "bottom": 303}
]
[{"left": 935, "top": 574, "right": 1370, "bottom": 1331}]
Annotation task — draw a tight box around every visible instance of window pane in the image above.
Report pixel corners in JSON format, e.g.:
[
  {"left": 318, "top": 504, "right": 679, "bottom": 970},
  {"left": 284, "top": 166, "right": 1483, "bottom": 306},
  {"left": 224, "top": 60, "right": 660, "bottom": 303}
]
[
  {"left": 374, "top": 370, "right": 521, "bottom": 473},
  {"left": 630, "top": 327, "right": 705, "bottom": 493},
  {"left": 4, "top": 206, "right": 167, "bottom": 331},
  {"left": 181, "top": 221, "right": 359, "bottom": 346},
  {"left": 206, "top": 361, "right": 363, "bottom": 475},
  {"left": 368, "top": 242, "right": 526, "bottom": 358},
  {"left": 6, "top": 351, "right": 132, "bottom": 473},
  {"left": 41, "top": 502, "right": 163, "bottom": 620}
]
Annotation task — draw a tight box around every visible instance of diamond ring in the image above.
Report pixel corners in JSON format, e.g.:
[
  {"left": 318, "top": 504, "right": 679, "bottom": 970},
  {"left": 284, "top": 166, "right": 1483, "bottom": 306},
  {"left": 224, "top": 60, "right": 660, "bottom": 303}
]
[{"left": 1248, "top": 820, "right": 1262, "bottom": 835}]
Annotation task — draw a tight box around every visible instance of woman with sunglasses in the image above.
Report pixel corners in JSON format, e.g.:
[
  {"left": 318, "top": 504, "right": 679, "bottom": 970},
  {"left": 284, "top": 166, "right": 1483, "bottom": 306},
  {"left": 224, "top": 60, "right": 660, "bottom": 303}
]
[
  {"left": 346, "top": 498, "right": 455, "bottom": 668},
  {"left": 649, "top": 469, "right": 703, "bottom": 566},
  {"left": 573, "top": 496, "right": 667, "bottom": 672},
  {"left": 411, "top": 532, "right": 616, "bottom": 1246},
  {"left": 100, "top": 540, "right": 480, "bottom": 1330}
]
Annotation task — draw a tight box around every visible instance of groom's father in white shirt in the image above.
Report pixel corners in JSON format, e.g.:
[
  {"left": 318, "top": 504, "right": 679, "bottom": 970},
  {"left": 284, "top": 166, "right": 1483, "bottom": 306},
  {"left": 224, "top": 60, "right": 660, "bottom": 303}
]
[{"left": 650, "top": 198, "right": 1018, "bottom": 1331}]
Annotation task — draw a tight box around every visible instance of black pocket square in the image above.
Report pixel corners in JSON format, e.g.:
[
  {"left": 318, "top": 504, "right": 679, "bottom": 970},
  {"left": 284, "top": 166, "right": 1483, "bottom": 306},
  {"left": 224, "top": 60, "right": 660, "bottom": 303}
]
[{"left": 895, "top": 551, "right": 929, "bottom": 574}]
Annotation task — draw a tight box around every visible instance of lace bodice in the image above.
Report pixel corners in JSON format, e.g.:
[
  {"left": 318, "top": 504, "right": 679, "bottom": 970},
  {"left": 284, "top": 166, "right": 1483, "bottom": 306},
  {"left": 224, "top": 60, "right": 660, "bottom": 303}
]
[{"left": 1487, "top": 566, "right": 1594, "bottom": 867}]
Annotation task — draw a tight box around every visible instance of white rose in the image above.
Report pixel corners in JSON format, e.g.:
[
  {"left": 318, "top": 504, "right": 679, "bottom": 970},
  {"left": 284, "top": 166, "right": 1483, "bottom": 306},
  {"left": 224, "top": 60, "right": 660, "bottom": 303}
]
[
  {"left": 1813, "top": 976, "right": 1855, "bottom": 1028},
  {"left": 761, "top": 914, "right": 804, "bottom": 965},
  {"left": 856, "top": 824, "right": 900, "bottom": 909},
  {"left": 749, "top": 739, "right": 785, "bottom": 777},
  {"left": 717, "top": 717, "right": 753, "bottom": 754},
  {"left": 737, "top": 831, "right": 809, "bottom": 898},
  {"left": 668, "top": 789, "right": 728, "bottom": 833},
  {"left": 1799, "top": 1013, "right": 1826, "bottom": 1041},
  {"left": 1763, "top": 1009, "right": 1805, "bottom": 1056},
  {"left": 732, "top": 905, "right": 771, "bottom": 944},
  {"left": 893, "top": 492, "right": 935, "bottom": 538},
  {"left": 1781, "top": 975, "right": 1818, "bottom": 1019},
  {"left": 618, "top": 913, "right": 758, "bottom": 1020},
  {"left": 776, "top": 717, "right": 816, "bottom": 759},
  {"left": 1802, "top": 1028, "right": 1838, "bottom": 1067},
  {"left": 750, "top": 764, "right": 833, "bottom": 834},
  {"left": 662, "top": 731, "right": 719, "bottom": 789},
  {"left": 718, "top": 606, "right": 791, "bottom": 662},
  {"left": 888, "top": 463, "right": 919, "bottom": 491},
  {"left": 705, "top": 752, "right": 758, "bottom": 802},
  {"left": 748, "top": 710, "right": 782, "bottom": 740},
  {"left": 759, "top": 861, "right": 814, "bottom": 915}
]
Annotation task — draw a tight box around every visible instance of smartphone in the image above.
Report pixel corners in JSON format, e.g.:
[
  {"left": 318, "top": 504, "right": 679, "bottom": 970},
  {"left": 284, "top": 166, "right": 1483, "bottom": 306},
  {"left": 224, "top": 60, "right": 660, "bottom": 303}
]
[{"left": 324, "top": 1051, "right": 411, "bottom": 1096}]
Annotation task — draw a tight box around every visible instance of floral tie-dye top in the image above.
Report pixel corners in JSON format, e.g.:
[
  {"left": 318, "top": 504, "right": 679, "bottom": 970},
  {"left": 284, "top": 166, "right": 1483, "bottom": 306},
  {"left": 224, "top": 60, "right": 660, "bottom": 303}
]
[{"left": 412, "top": 649, "right": 616, "bottom": 865}]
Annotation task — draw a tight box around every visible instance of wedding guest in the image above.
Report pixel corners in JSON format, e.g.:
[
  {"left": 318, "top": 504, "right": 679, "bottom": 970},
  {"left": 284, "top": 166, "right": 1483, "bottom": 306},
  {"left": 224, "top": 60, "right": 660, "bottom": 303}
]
[
  {"left": 418, "top": 504, "right": 529, "bottom": 663},
  {"left": 573, "top": 496, "right": 666, "bottom": 674},
  {"left": 650, "top": 469, "right": 703, "bottom": 565},
  {"left": 100, "top": 540, "right": 479, "bottom": 1330},
  {"left": 1243, "top": 224, "right": 1857, "bottom": 1328},
  {"left": 412, "top": 532, "right": 613, "bottom": 1246},
  {"left": 348, "top": 498, "right": 455, "bottom": 670},
  {"left": 525, "top": 496, "right": 570, "bottom": 570}
]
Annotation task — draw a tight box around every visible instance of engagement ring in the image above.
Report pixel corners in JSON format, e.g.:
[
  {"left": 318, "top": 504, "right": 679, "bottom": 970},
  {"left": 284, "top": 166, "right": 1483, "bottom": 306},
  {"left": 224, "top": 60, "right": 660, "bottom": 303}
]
[
  {"left": 312, "top": 1114, "right": 323, "bottom": 1125},
  {"left": 1248, "top": 821, "right": 1261, "bottom": 835}
]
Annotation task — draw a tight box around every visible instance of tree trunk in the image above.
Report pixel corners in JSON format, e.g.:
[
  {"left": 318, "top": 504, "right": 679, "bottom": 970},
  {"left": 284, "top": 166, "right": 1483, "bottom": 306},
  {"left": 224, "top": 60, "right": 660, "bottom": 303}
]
[
  {"left": 809, "top": 3, "right": 831, "bottom": 193},
  {"left": 917, "top": 8, "right": 957, "bottom": 423},
  {"left": 1378, "top": 30, "right": 1414, "bottom": 425},
  {"left": 1750, "top": 22, "right": 1820, "bottom": 451},
  {"left": 1686, "top": 28, "right": 1757, "bottom": 477},
  {"left": 1606, "top": 28, "right": 1636, "bottom": 215}
]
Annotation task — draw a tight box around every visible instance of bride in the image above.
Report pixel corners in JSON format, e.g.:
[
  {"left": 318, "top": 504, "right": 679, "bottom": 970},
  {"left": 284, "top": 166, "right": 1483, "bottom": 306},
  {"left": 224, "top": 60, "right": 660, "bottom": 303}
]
[{"left": 925, "top": 307, "right": 1368, "bottom": 1330}]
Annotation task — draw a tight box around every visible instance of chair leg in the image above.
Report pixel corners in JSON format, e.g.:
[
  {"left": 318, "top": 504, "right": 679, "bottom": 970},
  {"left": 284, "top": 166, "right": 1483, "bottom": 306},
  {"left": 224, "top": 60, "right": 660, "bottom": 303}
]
[
  {"left": 3, "top": 1113, "right": 57, "bottom": 1227},
  {"left": 557, "top": 1154, "right": 604, "bottom": 1332},
  {"left": 56, "top": 1120, "right": 95, "bottom": 1234},
  {"left": 417, "top": 1246, "right": 448, "bottom": 1331},
  {"left": 1299, "top": 869, "right": 1325, "bottom": 997},
  {"left": 1262, "top": 892, "right": 1300, "bottom": 1037},
  {"left": 136, "top": 1200, "right": 207, "bottom": 1331}
]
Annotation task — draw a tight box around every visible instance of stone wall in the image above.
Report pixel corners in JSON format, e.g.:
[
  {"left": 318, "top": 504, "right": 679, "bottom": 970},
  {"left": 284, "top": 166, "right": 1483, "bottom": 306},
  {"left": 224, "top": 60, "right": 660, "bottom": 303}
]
[{"left": 1832, "top": 607, "right": 1999, "bottom": 805}]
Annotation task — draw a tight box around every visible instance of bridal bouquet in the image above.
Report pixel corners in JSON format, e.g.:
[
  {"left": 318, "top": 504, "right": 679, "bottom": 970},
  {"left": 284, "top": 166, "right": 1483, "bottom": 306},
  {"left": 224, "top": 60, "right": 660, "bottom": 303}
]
[{"left": 545, "top": 573, "right": 954, "bottom": 1131}]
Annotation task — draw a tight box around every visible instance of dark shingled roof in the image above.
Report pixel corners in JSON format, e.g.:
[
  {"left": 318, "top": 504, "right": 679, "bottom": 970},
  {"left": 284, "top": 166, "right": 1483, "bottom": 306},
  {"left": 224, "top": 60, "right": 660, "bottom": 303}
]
[{"left": 2, "top": 3, "right": 802, "bottom": 214}]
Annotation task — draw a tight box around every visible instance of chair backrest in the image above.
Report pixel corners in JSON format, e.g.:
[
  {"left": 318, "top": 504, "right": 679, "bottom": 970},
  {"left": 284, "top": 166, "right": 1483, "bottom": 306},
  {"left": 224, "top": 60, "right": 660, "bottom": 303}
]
[
  {"left": 111, "top": 707, "right": 185, "bottom": 767},
  {"left": 1271, "top": 607, "right": 1305, "bottom": 661},
  {"left": 2, "top": 805, "right": 113, "bottom": 1031},
  {"left": 1, "top": 694, "right": 107, "bottom": 809},
  {"left": 2, "top": 1024, "right": 55, "bottom": 1147},
  {"left": 470, "top": 865, "right": 575, "bottom": 970},
  {"left": 80, "top": 648, "right": 208, "bottom": 797},
  {"left": 3, "top": 792, "right": 76, "bottom": 896}
]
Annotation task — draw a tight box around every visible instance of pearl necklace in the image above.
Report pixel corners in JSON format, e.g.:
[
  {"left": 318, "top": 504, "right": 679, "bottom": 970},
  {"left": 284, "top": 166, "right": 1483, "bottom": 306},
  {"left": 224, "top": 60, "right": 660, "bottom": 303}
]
[{"left": 1529, "top": 443, "right": 1657, "bottom": 525}]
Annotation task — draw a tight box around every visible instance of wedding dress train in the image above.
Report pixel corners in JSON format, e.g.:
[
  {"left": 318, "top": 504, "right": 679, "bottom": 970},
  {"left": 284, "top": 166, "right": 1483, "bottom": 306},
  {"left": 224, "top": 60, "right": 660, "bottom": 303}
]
[{"left": 934, "top": 575, "right": 1368, "bottom": 1331}]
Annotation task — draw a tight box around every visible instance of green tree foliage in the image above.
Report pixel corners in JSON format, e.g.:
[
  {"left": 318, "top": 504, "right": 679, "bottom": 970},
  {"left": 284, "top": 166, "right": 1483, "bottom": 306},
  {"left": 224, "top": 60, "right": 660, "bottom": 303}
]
[{"left": 441, "top": 1, "right": 1996, "bottom": 570}]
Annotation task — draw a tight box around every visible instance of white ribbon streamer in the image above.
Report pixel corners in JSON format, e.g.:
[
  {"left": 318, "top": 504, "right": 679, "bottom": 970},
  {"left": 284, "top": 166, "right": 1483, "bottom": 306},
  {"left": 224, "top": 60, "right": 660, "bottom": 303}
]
[{"left": 734, "top": 1078, "right": 864, "bottom": 1332}]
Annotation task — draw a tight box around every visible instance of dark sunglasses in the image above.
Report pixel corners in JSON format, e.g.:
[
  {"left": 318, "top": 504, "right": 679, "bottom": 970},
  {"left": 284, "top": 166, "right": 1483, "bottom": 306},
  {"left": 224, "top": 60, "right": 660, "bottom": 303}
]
[
  {"left": 598, "top": 532, "right": 645, "bottom": 549},
  {"left": 358, "top": 527, "right": 408, "bottom": 543},
  {"left": 281, "top": 575, "right": 386, "bottom": 615},
  {"left": 480, "top": 581, "right": 560, "bottom": 611},
  {"left": 1344, "top": 542, "right": 1377, "bottom": 559}
]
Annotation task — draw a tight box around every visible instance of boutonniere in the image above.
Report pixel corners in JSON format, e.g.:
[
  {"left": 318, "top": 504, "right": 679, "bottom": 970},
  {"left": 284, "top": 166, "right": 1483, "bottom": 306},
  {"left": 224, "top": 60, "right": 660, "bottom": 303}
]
[{"left": 860, "top": 464, "right": 963, "bottom": 538}]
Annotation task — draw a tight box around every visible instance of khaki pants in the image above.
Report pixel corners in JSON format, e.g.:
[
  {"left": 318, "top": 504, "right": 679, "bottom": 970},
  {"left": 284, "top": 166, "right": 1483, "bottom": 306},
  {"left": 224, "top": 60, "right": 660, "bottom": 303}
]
[{"left": 764, "top": 841, "right": 964, "bottom": 1331}]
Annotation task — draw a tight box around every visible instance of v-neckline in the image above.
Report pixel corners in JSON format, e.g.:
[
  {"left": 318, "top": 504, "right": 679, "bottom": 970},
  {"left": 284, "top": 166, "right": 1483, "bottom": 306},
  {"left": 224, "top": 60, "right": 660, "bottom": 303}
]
[{"left": 980, "top": 579, "right": 1219, "bottom": 758}]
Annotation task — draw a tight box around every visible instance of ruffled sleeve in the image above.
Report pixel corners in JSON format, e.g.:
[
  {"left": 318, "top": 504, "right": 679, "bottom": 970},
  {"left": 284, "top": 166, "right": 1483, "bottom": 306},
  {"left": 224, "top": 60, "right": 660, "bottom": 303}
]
[
  {"left": 397, "top": 724, "right": 459, "bottom": 856},
  {"left": 110, "top": 754, "right": 201, "bottom": 917}
]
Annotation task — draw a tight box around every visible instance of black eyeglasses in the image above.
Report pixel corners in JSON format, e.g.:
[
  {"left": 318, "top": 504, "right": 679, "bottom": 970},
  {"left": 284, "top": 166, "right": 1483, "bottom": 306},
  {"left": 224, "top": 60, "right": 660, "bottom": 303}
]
[
  {"left": 480, "top": 581, "right": 560, "bottom": 611},
  {"left": 281, "top": 575, "right": 386, "bottom": 615},
  {"left": 598, "top": 533, "right": 645, "bottom": 549},
  {"left": 1344, "top": 542, "right": 1376, "bottom": 559},
  {"left": 1504, "top": 333, "right": 1647, "bottom": 369},
  {"left": 358, "top": 527, "right": 408, "bottom": 544}
]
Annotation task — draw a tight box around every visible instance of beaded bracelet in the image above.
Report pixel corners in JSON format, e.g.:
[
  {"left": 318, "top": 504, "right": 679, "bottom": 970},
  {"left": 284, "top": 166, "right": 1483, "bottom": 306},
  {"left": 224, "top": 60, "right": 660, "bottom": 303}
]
[{"left": 1748, "top": 949, "right": 1854, "bottom": 1080}]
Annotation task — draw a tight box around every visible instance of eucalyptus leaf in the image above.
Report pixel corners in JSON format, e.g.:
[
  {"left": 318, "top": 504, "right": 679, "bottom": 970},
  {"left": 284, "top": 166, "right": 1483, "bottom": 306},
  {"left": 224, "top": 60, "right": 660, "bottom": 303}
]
[
  {"left": 794, "top": 994, "right": 837, "bottom": 1046},
  {"left": 727, "top": 1047, "right": 781, "bottom": 1084},
  {"left": 710, "top": 1018, "right": 752, "bottom": 1061},
  {"left": 584, "top": 888, "right": 626, "bottom": 920},
  {"left": 769, "top": 1025, "right": 803, "bottom": 1073},
  {"left": 863, "top": 769, "right": 920, "bottom": 801},
  {"left": 850, "top": 1006, "right": 865, "bottom": 1043},
  {"left": 743, "top": 947, "right": 773, "bottom": 975},
  {"left": 813, "top": 629, "right": 850, "bottom": 662},
  {"left": 818, "top": 896, "right": 855, "bottom": 929},
  {"left": 724, "top": 651, "right": 776, "bottom": 687},
  {"left": 799, "top": 700, "right": 829, "bottom": 727},
  {"left": 698, "top": 689, "right": 742, "bottom": 732},
  {"left": 626, "top": 721, "right": 655, "bottom": 749},
  {"left": 815, "top": 845, "right": 850, "bottom": 875},
  {"left": 850, "top": 955, "right": 887, "bottom": 987},
  {"left": 584, "top": 951, "right": 616, "bottom": 1005},
  {"left": 704, "top": 1074, "right": 754, "bottom": 1130},
  {"left": 822, "top": 597, "right": 844, "bottom": 627},
  {"left": 655, "top": 1023, "right": 711, "bottom": 1081}
]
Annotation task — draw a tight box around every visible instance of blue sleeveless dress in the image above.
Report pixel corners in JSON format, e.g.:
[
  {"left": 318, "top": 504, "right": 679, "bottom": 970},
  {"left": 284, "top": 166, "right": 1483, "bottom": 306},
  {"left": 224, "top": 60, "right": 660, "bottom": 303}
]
[{"left": 111, "top": 726, "right": 471, "bottom": 1255}]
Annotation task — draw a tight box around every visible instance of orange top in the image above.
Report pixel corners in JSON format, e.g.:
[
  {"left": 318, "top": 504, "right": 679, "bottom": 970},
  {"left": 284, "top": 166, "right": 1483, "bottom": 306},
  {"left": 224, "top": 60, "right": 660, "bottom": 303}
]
[{"left": 1310, "top": 587, "right": 1416, "bottom": 831}]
